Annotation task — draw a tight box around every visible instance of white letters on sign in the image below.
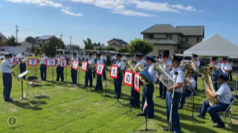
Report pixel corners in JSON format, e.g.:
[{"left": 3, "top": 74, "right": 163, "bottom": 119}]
[
  {"left": 46, "top": 59, "right": 56, "bottom": 67},
  {"left": 72, "top": 60, "right": 79, "bottom": 70},
  {"left": 134, "top": 73, "right": 140, "bottom": 93},
  {"left": 123, "top": 70, "right": 133, "bottom": 87},
  {"left": 110, "top": 65, "right": 118, "bottom": 79},
  {"left": 96, "top": 64, "right": 104, "bottom": 76},
  {"left": 60, "top": 59, "right": 67, "bottom": 68},
  {"left": 28, "top": 58, "right": 38, "bottom": 66},
  {"left": 81, "top": 61, "right": 87, "bottom": 71}
]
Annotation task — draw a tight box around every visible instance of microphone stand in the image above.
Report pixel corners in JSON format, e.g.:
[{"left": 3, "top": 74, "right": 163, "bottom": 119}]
[{"left": 168, "top": 71, "right": 178, "bottom": 132}]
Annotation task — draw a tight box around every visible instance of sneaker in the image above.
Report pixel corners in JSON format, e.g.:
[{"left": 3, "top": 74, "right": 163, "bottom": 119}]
[
  {"left": 137, "top": 113, "right": 145, "bottom": 116},
  {"left": 213, "top": 122, "right": 225, "bottom": 128},
  {"left": 196, "top": 114, "right": 205, "bottom": 119},
  {"left": 162, "top": 127, "right": 174, "bottom": 132}
]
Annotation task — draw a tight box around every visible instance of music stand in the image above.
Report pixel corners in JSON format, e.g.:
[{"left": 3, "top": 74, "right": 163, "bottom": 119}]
[
  {"left": 17, "top": 71, "right": 30, "bottom": 100},
  {"left": 113, "top": 97, "right": 122, "bottom": 108},
  {"left": 122, "top": 103, "right": 136, "bottom": 116}
]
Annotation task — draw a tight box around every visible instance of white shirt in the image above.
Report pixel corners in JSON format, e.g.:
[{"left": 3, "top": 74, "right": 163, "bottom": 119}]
[
  {"left": 221, "top": 62, "right": 232, "bottom": 75},
  {"left": 148, "top": 63, "right": 157, "bottom": 83},
  {"left": 20, "top": 56, "right": 26, "bottom": 63},
  {"left": 162, "top": 60, "right": 172, "bottom": 74},
  {"left": 192, "top": 60, "right": 200, "bottom": 67},
  {"left": 116, "top": 60, "right": 126, "bottom": 70},
  {"left": 57, "top": 56, "right": 65, "bottom": 66},
  {"left": 40, "top": 55, "right": 49, "bottom": 64},
  {"left": 170, "top": 67, "right": 184, "bottom": 93},
  {"left": 1, "top": 59, "right": 13, "bottom": 73},
  {"left": 88, "top": 58, "right": 94, "bottom": 64},
  {"left": 142, "top": 59, "right": 146, "bottom": 66},
  {"left": 214, "top": 62, "right": 221, "bottom": 69},
  {"left": 216, "top": 83, "right": 232, "bottom": 104},
  {"left": 187, "top": 76, "right": 196, "bottom": 88},
  {"left": 97, "top": 58, "right": 104, "bottom": 64},
  {"left": 135, "top": 60, "right": 145, "bottom": 67},
  {"left": 71, "top": 57, "right": 79, "bottom": 65},
  {"left": 102, "top": 55, "right": 107, "bottom": 64}
]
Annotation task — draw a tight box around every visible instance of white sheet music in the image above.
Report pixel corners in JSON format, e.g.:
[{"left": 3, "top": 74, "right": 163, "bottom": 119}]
[{"left": 17, "top": 71, "right": 30, "bottom": 79}]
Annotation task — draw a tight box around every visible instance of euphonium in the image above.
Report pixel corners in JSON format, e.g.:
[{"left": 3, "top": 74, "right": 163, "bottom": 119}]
[
  {"left": 135, "top": 64, "right": 145, "bottom": 73},
  {"left": 199, "top": 65, "right": 217, "bottom": 106},
  {"left": 125, "top": 60, "right": 136, "bottom": 72},
  {"left": 183, "top": 63, "right": 194, "bottom": 92}
]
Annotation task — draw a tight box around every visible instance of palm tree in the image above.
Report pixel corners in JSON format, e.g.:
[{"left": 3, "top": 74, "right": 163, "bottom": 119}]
[{"left": 83, "top": 38, "right": 93, "bottom": 50}]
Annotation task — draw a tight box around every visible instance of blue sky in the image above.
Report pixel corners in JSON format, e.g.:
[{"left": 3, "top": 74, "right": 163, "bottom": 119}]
[{"left": 0, "top": 0, "right": 238, "bottom": 48}]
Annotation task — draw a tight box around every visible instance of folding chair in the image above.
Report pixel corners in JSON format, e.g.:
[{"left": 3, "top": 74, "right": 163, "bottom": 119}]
[
  {"left": 210, "top": 97, "right": 235, "bottom": 128},
  {"left": 185, "top": 86, "right": 197, "bottom": 107},
  {"left": 27, "top": 76, "right": 43, "bottom": 96}
]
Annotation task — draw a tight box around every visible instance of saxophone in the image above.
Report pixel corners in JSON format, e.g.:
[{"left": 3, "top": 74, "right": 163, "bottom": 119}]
[
  {"left": 199, "top": 65, "right": 217, "bottom": 106},
  {"left": 154, "top": 62, "right": 175, "bottom": 88}
]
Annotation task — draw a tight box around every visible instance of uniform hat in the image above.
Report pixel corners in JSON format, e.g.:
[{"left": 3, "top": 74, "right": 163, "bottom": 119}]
[
  {"left": 96, "top": 52, "right": 101, "bottom": 56},
  {"left": 116, "top": 53, "right": 122, "bottom": 57},
  {"left": 21, "top": 52, "right": 24, "bottom": 55},
  {"left": 192, "top": 54, "right": 198, "bottom": 57},
  {"left": 159, "top": 54, "right": 162, "bottom": 56},
  {"left": 4, "top": 52, "right": 12, "bottom": 56},
  {"left": 73, "top": 53, "right": 77, "bottom": 56},
  {"left": 145, "top": 55, "right": 155, "bottom": 62},
  {"left": 222, "top": 57, "right": 228, "bottom": 60},
  {"left": 211, "top": 56, "right": 218, "bottom": 60},
  {"left": 89, "top": 52, "right": 93, "bottom": 56},
  {"left": 171, "top": 55, "right": 183, "bottom": 62},
  {"left": 102, "top": 52, "right": 105, "bottom": 54},
  {"left": 162, "top": 53, "right": 169, "bottom": 57},
  {"left": 135, "top": 53, "right": 142, "bottom": 57},
  {"left": 219, "top": 73, "right": 228, "bottom": 81}
]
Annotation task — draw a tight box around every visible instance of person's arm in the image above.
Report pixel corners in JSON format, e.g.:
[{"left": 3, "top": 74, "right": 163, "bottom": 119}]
[
  {"left": 206, "top": 87, "right": 218, "bottom": 98},
  {"left": 168, "top": 83, "right": 183, "bottom": 91}
]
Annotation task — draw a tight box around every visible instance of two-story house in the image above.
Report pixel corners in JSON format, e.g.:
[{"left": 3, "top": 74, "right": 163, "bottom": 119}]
[
  {"left": 141, "top": 24, "right": 204, "bottom": 56},
  {"left": 108, "top": 38, "right": 128, "bottom": 51},
  {"left": 36, "top": 35, "right": 55, "bottom": 45}
]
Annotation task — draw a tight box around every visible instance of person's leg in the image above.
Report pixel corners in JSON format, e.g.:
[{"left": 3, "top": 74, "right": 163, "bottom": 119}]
[
  {"left": 99, "top": 75, "right": 103, "bottom": 90},
  {"left": 89, "top": 70, "right": 93, "bottom": 87},
  {"left": 146, "top": 84, "right": 154, "bottom": 118},
  {"left": 208, "top": 103, "right": 229, "bottom": 123},
  {"left": 166, "top": 91, "right": 171, "bottom": 125},
  {"left": 22, "top": 63, "right": 26, "bottom": 79},
  {"left": 130, "top": 86, "right": 134, "bottom": 104},
  {"left": 114, "top": 79, "right": 117, "bottom": 97},
  {"left": 199, "top": 99, "right": 210, "bottom": 116},
  {"left": 180, "top": 91, "right": 191, "bottom": 108},
  {"left": 163, "top": 86, "right": 167, "bottom": 99},
  {"left": 140, "top": 85, "right": 146, "bottom": 114},
  {"left": 56, "top": 66, "right": 59, "bottom": 81},
  {"left": 95, "top": 74, "right": 99, "bottom": 90},
  {"left": 44, "top": 65, "right": 47, "bottom": 80},
  {"left": 118, "top": 74, "right": 122, "bottom": 98},
  {"left": 103, "top": 69, "right": 106, "bottom": 80},
  {"left": 71, "top": 68, "right": 74, "bottom": 83},
  {"left": 172, "top": 93, "right": 181, "bottom": 133},
  {"left": 40, "top": 65, "right": 43, "bottom": 80},
  {"left": 84, "top": 70, "right": 89, "bottom": 87},
  {"left": 74, "top": 70, "right": 78, "bottom": 84},
  {"left": 193, "top": 75, "right": 198, "bottom": 91},
  {"left": 3, "top": 74, "right": 9, "bottom": 101},
  {"left": 159, "top": 82, "right": 163, "bottom": 97},
  {"left": 61, "top": 68, "right": 64, "bottom": 82}
]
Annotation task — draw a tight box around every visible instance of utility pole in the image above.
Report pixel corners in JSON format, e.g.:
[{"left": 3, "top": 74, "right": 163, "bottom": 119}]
[
  {"left": 70, "top": 36, "right": 72, "bottom": 45},
  {"left": 16, "top": 25, "right": 19, "bottom": 42},
  {"left": 60, "top": 34, "right": 63, "bottom": 40}
]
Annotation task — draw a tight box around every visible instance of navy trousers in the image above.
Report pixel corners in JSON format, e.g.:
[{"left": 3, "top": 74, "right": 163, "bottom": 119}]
[
  {"left": 40, "top": 64, "right": 47, "bottom": 80},
  {"left": 141, "top": 84, "right": 154, "bottom": 118},
  {"left": 56, "top": 66, "right": 64, "bottom": 82},
  {"left": 166, "top": 91, "right": 181, "bottom": 133},
  {"left": 19, "top": 63, "right": 26, "bottom": 79},
  {"left": 92, "top": 71, "right": 96, "bottom": 78},
  {"left": 85, "top": 69, "right": 93, "bottom": 87},
  {"left": 193, "top": 75, "right": 198, "bottom": 91},
  {"left": 200, "top": 99, "right": 229, "bottom": 123},
  {"left": 71, "top": 68, "right": 77, "bottom": 84},
  {"left": 180, "top": 90, "right": 191, "bottom": 108},
  {"left": 103, "top": 69, "right": 107, "bottom": 80},
  {"left": 130, "top": 78, "right": 140, "bottom": 106},
  {"left": 159, "top": 82, "right": 167, "bottom": 98},
  {"left": 95, "top": 74, "right": 103, "bottom": 90},
  {"left": 2, "top": 73, "right": 12, "bottom": 101},
  {"left": 114, "top": 73, "right": 122, "bottom": 97},
  {"left": 213, "top": 76, "right": 219, "bottom": 92}
]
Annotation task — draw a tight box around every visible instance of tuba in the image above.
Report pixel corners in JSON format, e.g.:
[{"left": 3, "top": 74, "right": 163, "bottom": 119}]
[
  {"left": 125, "top": 60, "right": 136, "bottom": 72},
  {"left": 154, "top": 62, "right": 175, "bottom": 88},
  {"left": 199, "top": 65, "right": 217, "bottom": 106}
]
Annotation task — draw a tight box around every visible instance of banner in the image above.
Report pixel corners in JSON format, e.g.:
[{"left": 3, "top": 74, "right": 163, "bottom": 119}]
[
  {"left": 46, "top": 59, "right": 56, "bottom": 67},
  {"left": 72, "top": 60, "right": 79, "bottom": 70},
  {"left": 59, "top": 59, "right": 67, "bottom": 68},
  {"left": 10, "top": 57, "right": 20, "bottom": 64},
  {"left": 28, "top": 58, "right": 38, "bottom": 66},
  {"left": 110, "top": 65, "right": 118, "bottom": 79},
  {"left": 134, "top": 73, "right": 140, "bottom": 92},
  {"left": 123, "top": 70, "right": 133, "bottom": 87},
  {"left": 81, "top": 61, "right": 87, "bottom": 71},
  {"left": 96, "top": 64, "right": 104, "bottom": 76}
]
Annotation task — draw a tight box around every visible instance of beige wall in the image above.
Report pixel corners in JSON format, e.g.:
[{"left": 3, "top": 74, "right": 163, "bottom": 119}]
[
  {"left": 149, "top": 45, "right": 176, "bottom": 57},
  {"left": 188, "top": 37, "right": 198, "bottom": 45},
  {"left": 109, "top": 43, "right": 120, "bottom": 51},
  {"left": 154, "top": 34, "right": 166, "bottom": 38},
  {"left": 171, "top": 34, "right": 179, "bottom": 43}
]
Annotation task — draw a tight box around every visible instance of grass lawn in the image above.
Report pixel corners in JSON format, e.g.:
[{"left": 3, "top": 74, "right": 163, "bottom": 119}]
[{"left": 0, "top": 62, "right": 238, "bottom": 133}]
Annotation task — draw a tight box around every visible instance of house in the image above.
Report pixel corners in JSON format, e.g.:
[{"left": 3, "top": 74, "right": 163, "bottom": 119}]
[
  {"left": 19, "top": 41, "right": 33, "bottom": 52},
  {"left": 141, "top": 24, "right": 204, "bottom": 56},
  {"left": 36, "top": 35, "right": 55, "bottom": 45},
  {"left": 0, "top": 41, "right": 33, "bottom": 55},
  {"left": 107, "top": 38, "right": 128, "bottom": 51},
  {"left": 66, "top": 45, "right": 80, "bottom": 50},
  {"left": 93, "top": 43, "right": 105, "bottom": 49}
]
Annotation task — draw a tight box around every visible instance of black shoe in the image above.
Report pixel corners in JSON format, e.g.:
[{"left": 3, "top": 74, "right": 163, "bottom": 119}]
[
  {"left": 156, "top": 96, "right": 162, "bottom": 98},
  {"left": 213, "top": 122, "right": 225, "bottom": 128},
  {"left": 162, "top": 127, "right": 174, "bottom": 132},
  {"left": 137, "top": 113, "right": 145, "bottom": 116},
  {"left": 161, "top": 96, "right": 166, "bottom": 99},
  {"left": 5, "top": 98, "right": 13, "bottom": 102},
  {"left": 196, "top": 114, "right": 205, "bottom": 119}
]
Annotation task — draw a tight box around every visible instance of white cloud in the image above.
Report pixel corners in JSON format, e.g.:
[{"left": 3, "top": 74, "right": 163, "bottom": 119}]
[
  {"left": 61, "top": 9, "right": 83, "bottom": 16},
  {"left": 5, "top": 0, "right": 63, "bottom": 8},
  {"left": 170, "top": 4, "right": 196, "bottom": 12}
]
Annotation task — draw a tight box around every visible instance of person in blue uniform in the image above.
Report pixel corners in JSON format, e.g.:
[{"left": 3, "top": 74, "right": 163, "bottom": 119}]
[
  {"left": 163, "top": 55, "right": 184, "bottom": 133},
  {"left": 196, "top": 73, "right": 232, "bottom": 128},
  {"left": 101, "top": 52, "right": 107, "bottom": 80},
  {"left": 128, "top": 53, "right": 144, "bottom": 107},
  {"left": 137, "top": 55, "right": 157, "bottom": 118},
  {"left": 40, "top": 52, "right": 49, "bottom": 81},
  {"left": 95, "top": 52, "right": 104, "bottom": 91},
  {"left": 71, "top": 53, "right": 79, "bottom": 84},
  {"left": 113, "top": 53, "right": 125, "bottom": 98},
  {"left": 210, "top": 56, "right": 222, "bottom": 91},
  {"left": 191, "top": 54, "right": 200, "bottom": 91},
  {"left": 92, "top": 51, "right": 97, "bottom": 78},
  {"left": 84, "top": 53, "right": 94, "bottom": 88},
  {"left": 56, "top": 52, "right": 65, "bottom": 82},
  {"left": 19, "top": 52, "right": 26, "bottom": 79},
  {"left": 1, "top": 53, "right": 17, "bottom": 102}
]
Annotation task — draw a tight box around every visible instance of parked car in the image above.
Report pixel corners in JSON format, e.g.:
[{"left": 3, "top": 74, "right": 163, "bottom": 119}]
[
  {"left": 175, "top": 54, "right": 192, "bottom": 68},
  {"left": 199, "top": 58, "right": 210, "bottom": 68}
]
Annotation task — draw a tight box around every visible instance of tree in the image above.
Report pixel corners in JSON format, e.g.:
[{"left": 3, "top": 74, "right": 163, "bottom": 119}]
[
  {"left": 4, "top": 35, "right": 21, "bottom": 46},
  {"left": 31, "top": 45, "right": 41, "bottom": 56},
  {"left": 25, "top": 36, "right": 36, "bottom": 44},
  {"left": 83, "top": 38, "right": 94, "bottom": 50},
  {"left": 95, "top": 47, "right": 103, "bottom": 51},
  {"left": 118, "top": 47, "right": 128, "bottom": 53},
  {"left": 103, "top": 46, "right": 116, "bottom": 51},
  {"left": 41, "top": 37, "right": 65, "bottom": 57},
  {"left": 2, "top": 40, "right": 9, "bottom": 46},
  {"left": 127, "top": 38, "right": 153, "bottom": 55}
]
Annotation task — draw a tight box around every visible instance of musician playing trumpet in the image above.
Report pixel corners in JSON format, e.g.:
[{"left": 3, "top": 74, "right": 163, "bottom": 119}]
[
  {"left": 84, "top": 53, "right": 94, "bottom": 88},
  {"left": 19, "top": 52, "right": 27, "bottom": 79},
  {"left": 94, "top": 52, "right": 104, "bottom": 91},
  {"left": 40, "top": 52, "right": 49, "bottom": 81},
  {"left": 56, "top": 52, "right": 65, "bottom": 82},
  {"left": 71, "top": 53, "right": 79, "bottom": 84}
]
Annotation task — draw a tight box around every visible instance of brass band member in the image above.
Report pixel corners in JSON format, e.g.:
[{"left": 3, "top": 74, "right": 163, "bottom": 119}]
[
  {"left": 71, "top": 53, "right": 79, "bottom": 84},
  {"left": 92, "top": 51, "right": 97, "bottom": 78},
  {"left": 84, "top": 53, "right": 94, "bottom": 88},
  {"left": 40, "top": 52, "right": 49, "bottom": 81},
  {"left": 191, "top": 54, "right": 200, "bottom": 91},
  {"left": 210, "top": 56, "right": 222, "bottom": 91},
  {"left": 196, "top": 73, "right": 232, "bottom": 128},
  {"left": 95, "top": 52, "right": 104, "bottom": 91},
  {"left": 1, "top": 53, "right": 17, "bottom": 102},
  {"left": 56, "top": 52, "right": 65, "bottom": 82},
  {"left": 101, "top": 52, "right": 107, "bottom": 80},
  {"left": 221, "top": 57, "right": 232, "bottom": 76},
  {"left": 19, "top": 52, "right": 26, "bottom": 79}
]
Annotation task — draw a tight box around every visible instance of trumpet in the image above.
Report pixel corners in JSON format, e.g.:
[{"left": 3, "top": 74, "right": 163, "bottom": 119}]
[
  {"left": 21, "top": 57, "right": 25, "bottom": 62},
  {"left": 41, "top": 55, "right": 45, "bottom": 60}
]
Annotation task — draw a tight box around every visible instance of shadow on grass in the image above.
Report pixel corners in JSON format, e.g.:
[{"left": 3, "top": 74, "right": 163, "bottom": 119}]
[
  {"left": 34, "top": 95, "right": 50, "bottom": 100},
  {"left": 10, "top": 100, "right": 46, "bottom": 110}
]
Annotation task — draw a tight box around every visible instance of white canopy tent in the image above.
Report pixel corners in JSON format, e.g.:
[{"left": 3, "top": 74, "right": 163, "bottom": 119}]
[{"left": 184, "top": 34, "right": 238, "bottom": 57}]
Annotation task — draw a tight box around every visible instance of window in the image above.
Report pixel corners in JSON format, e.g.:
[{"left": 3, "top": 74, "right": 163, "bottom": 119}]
[
  {"left": 148, "top": 34, "right": 154, "bottom": 39},
  {"left": 65, "top": 51, "right": 70, "bottom": 55},
  {"left": 186, "top": 37, "right": 188, "bottom": 42},
  {"left": 158, "top": 50, "right": 169, "bottom": 56},
  {"left": 1, "top": 49, "right": 5, "bottom": 51},
  {"left": 197, "top": 37, "right": 200, "bottom": 42}
]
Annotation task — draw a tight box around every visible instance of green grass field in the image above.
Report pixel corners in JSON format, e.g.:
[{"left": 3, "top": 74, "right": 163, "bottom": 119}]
[{"left": 0, "top": 62, "right": 238, "bottom": 133}]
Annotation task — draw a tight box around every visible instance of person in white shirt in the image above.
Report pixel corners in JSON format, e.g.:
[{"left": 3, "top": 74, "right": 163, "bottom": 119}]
[
  {"left": 40, "top": 52, "right": 49, "bottom": 81},
  {"left": 95, "top": 52, "right": 104, "bottom": 91},
  {"left": 101, "top": 52, "right": 107, "bottom": 80},
  {"left": 56, "top": 51, "right": 65, "bottom": 82},
  {"left": 1, "top": 53, "right": 17, "bottom": 102},
  {"left": 210, "top": 57, "right": 222, "bottom": 91},
  {"left": 197, "top": 73, "right": 232, "bottom": 128},
  {"left": 113, "top": 53, "right": 125, "bottom": 98},
  {"left": 137, "top": 55, "right": 157, "bottom": 118},
  {"left": 191, "top": 54, "right": 200, "bottom": 91},
  {"left": 221, "top": 57, "right": 232, "bottom": 76},
  {"left": 71, "top": 53, "right": 79, "bottom": 84},
  {"left": 179, "top": 72, "right": 196, "bottom": 109},
  {"left": 163, "top": 55, "right": 184, "bottom": 133},
  {"left": 19, "top": 52, "right": 27, "bottom": 79},
  {"left": 84, "top": 53, "right": 94, "bottom": 88},
  {"left": 157, "top": 54, "right": 172, "bottom": 99},
  {"left": 92, "top": 51, "right": 97, "bottom": 78}
]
